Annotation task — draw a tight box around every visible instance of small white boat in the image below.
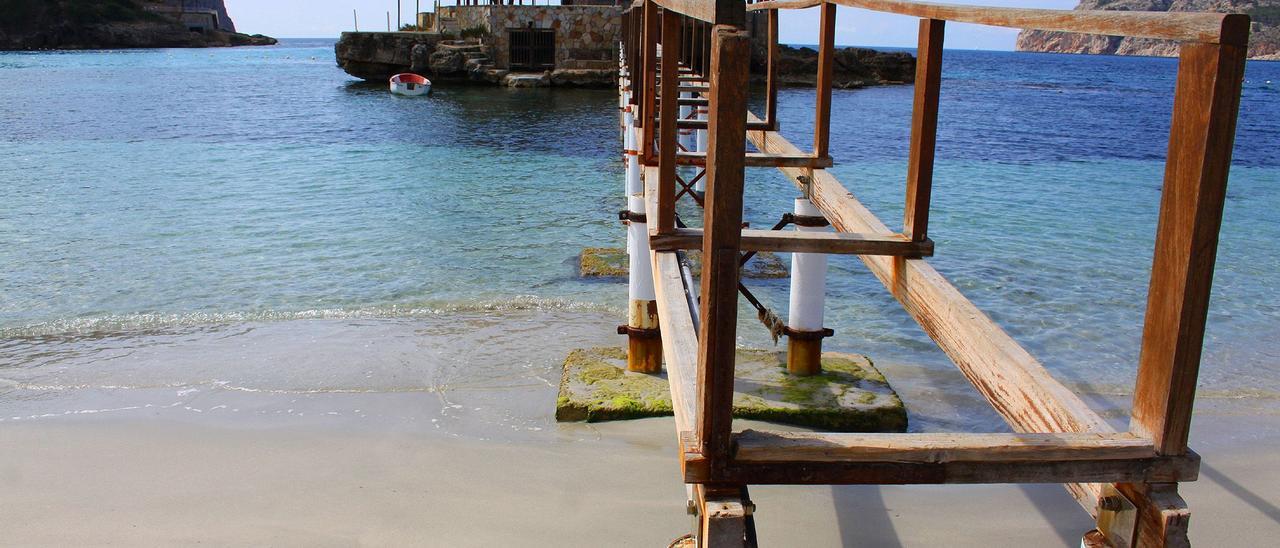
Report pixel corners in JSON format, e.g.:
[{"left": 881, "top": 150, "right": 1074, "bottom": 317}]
[{"left": 390, "top": 73, "right": 431, "bottom": 96}]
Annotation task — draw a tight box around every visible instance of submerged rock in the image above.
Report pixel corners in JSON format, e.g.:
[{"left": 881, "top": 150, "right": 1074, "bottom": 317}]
[{"left": 555, "top": 347, "right": 908, "bottom": 432}]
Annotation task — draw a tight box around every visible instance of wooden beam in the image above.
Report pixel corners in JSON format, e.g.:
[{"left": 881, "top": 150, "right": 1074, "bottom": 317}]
[
  {"left": 650, "top": 227, "right": 934, "bottom": 257},
  {"left": 746, "top": 0, "right": 1250, "bottom": 46},
  {"left": 904, "top": 18, "right": 944, "bottom": 243},
  {"left": 733, "top": 431, "right": 1158, "bottom": 463},
  {"left": 686, "top": 453, "right": 1200, "bottom": 486},
  {"left": 1131, "top": 42, "right": 1246, "bottom": 457},
  {"left": 1117, "top": 482, "right": 1192, "bottom": 547},
  {"left": 640, "top": 0, "right": 658, "bottom": 141},
  {"left": 676, "top": 151, "right": 834, "bottom": 168},
  {"left": 651, "top": 0, "right": 746, "bottom": 26},
  {"left": 765, "top": 8, "right": 779, "bottom": 131},
  {"left": 652, "top": 251, "right": 700, "bottom": 434},
  {"left": 813, "top": 2, "right": 836, "bottom": 159},
  {"left": 695, "top": 26, "right": 752, "bottom": 467},
  {"left": 742, "top": 110, "right": 1109, "bottom": 511},
  {"left": 657, "top": 8, "right": 682, "bottom": 234}
]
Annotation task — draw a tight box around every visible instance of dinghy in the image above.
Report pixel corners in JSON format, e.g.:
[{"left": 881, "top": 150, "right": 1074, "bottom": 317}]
[{"left": 390, "top": 73, "right": 431, "bottom": 96}]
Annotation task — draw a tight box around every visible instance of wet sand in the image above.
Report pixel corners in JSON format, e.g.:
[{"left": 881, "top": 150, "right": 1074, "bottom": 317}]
[{"left": 2, "top": 314, "right": 1278, "bottom": 546}]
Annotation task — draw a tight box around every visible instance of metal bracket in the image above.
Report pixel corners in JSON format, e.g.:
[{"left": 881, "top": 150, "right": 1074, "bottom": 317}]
[
  {"left": 618, "top": 210, "right": 647, "bottom": 224},
  {"left": 617, "top": 325, "right": 661, "bottom": 339},
  {"left": 782, "top": 327, "right": 835, "bottom": 341},
  {"left": 1096, "top": 484, "right": 1139, "bottom": 548}
]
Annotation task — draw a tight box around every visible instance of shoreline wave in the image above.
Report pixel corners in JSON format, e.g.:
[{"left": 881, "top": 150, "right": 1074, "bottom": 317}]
[{"left": 0, "top": 295, "right": 622, "bottom": 339}]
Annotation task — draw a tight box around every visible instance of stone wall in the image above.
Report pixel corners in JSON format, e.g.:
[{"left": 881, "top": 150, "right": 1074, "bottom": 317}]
[{"left": 441, "top": 5, "right": 620, "bottom": 71}]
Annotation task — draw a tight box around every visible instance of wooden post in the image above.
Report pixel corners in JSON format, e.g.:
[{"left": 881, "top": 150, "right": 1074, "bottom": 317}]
[
  {"left": 813, "top": 2, "right": 836, "bottom": 160},
  {"left": 697, "top": 485, "right": 749, "bottom": 547},
  {"left": 765, "top": 9, "right": 779, "bottom": 131},
  {"left": 657, "top": 8, "right": 682, "bottom": 235},
  {"left": 904, "top": 19, "right": 945, "bottom": 243},
  {"left": 1112, "top": 40, "right": 1245, "bottom": 548},
  {"left": 353, "top": 9, "right": 359, "bottom": 32},
  {"left": 640, "top": 0, "right": 658, "bottom": 154},
  {"left": 695, "top": 25, "right": 751, "bottom": 467}
]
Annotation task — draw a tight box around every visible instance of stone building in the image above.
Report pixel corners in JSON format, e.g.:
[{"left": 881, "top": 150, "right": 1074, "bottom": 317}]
[{"left": 432, "top": 1, "right": 621, "bottom": 72}]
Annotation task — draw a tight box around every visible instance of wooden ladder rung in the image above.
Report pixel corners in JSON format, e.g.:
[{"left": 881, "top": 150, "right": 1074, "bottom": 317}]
[
  {"left": 676, "top": 151, "right": 834, "bottom": 169},
  {"left": 650, "top": 228, "right": 934, "bottom": 257}
]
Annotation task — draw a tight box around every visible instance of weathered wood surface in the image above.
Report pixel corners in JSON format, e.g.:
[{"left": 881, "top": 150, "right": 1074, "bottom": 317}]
[
  {"left": 813, "top": 2, "right": 836, "bottom": 159},
  {"left": 746, "top": 0, "right": 1249, "bottom": 46},
  {"left": 650, "top": 227, "right": 933, "bottom": 257},
  {"left": 744, "top": 111, "right": 1109, "bottom": 436},
  {"left": 695, "top": 26, "right": 752, "bottom": 465},
  {"left": 697, "top": 485, "right": 749, "bottom": 547},
  {"left": 675, "top": 151, "right": 834, "bottom": 168},
  {"left": 743, "top": 110, "right": 1108, "bottom": 510},
  {"left": 689, "top": 454, "right": 1199, "bottom": 486},
  {"left": 1131, "top": 42, "right": 1246, "bottom": 457},
  {"left": 652, "top": 0, "right": 746, "bottom": 26},
  {"left": 1118, "top": 482, "right": 1192, "bottom": 547},
  {"left": 734, "top": 431, "right": 1157, "bottom": 463},
  {"left": 657, "top": 8, "right": 682, "bottom": 234},
  {"left": 652, "top": 250, "right": 700, "bottom": 435},
  {"left": 904, "top": 18, "right": 944, "bottom": 243}
]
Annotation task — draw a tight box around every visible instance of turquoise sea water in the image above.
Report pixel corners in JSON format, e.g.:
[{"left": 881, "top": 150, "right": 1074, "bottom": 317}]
[{"left": 1, "top": 40, "right": 1277, "bottom": 430}]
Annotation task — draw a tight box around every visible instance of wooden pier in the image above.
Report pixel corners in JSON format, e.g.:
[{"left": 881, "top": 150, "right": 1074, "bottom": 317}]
[{"left": 616, "top": 1, "right": 1249, "bottom": 546}]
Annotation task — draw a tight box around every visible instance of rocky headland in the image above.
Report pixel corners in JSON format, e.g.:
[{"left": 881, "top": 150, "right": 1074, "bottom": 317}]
[
  {"left": 0, "top": 0, "right": 276, "bottom": 51},
  {"left": 1016, "top": 1, "right": 1280, "bottom": 60}
]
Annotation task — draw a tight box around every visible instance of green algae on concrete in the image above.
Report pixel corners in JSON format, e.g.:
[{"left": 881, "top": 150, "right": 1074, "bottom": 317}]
[
  {"left": 578, "top": 247, "right": 788, "bottom": 279},
  {"left": 555, "top": 347, "right": 907, "bottom": 432}
]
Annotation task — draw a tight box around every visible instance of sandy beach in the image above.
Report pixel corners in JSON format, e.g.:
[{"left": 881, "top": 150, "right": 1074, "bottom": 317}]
[
  {"left": 2, "top": 403, "right": 1278, "bottom": 546},
  {"left": 2, "top": 314, "right": 1277, "bottom": 546}
]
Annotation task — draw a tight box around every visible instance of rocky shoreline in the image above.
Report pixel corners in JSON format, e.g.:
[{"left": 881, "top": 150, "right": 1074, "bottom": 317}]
[
  {"left": 1016, "top": 0, "right": 1280, "bottom": 60},
  {"left": 335, "top": 31, "right": 916, "bottom": 89},
  {"left": 0, "top": 0, "right": 276, "bottom": 51}
]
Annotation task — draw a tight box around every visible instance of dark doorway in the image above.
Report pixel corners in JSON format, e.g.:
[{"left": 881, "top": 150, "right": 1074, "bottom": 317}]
[{"left": 509, "top": 28, "right": 555, "bottom": 71}]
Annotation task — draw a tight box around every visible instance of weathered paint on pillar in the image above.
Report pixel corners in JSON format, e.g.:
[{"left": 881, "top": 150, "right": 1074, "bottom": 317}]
[
  {"left": 624, "top": 108, "right": 661, "bottom": 373},
  {"left": 627, "top": 167, "right": 661, "bottom": 373},
  {"left": 787, "top": 198, "right": 829, "bottom": 376}
]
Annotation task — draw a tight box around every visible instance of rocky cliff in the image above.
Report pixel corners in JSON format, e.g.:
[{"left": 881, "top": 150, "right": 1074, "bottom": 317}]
[
  {"left": 1015, "top": 1, "right": 1280, "bottom": 60},
  {"left": 0, "top": 0, "right": 274, "bottom": 51}
]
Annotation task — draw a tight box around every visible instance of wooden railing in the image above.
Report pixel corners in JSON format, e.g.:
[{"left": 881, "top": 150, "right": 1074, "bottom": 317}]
[{"left": 619, "top": 1, "right": 1249, "bottom": 546}]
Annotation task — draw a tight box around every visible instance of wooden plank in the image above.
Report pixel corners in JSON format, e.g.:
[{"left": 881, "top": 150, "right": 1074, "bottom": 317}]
[
  {"left": 1131, "top": 42, "right": 1247, "bottom": 457},
  {"left": 904, "top": 18, "right": 944, "bottom": 243},
  {"left": 676, "top": 151, "right": 834, "bottom": 168},
  {"left": 652, "top": 0, "right": 746, "bottom": 26},
  {"left": 695, "top": 26, "right": 752, "bottom": 467},
  {"left": 733, "top": 431, "right": 1157, "bottom": 463},
  {"left": 652, "top": 251, "right": 700, "bottom": 435},
  {"left": 746, "top": 0, "right": 1249, "bottom": 46},
  {"left": 742, "top": 110, "right": 1108, "bottom": 511},
  {"left": 650, "top": 227, "right": 934, "bottom": 257},
  {"left": 687, "top": 453, "right": 1199, "bottom": 486},
  {"left": 657, "top": 7, "right": 682, "bottom": 235},
  {"left": 813, "top": 2, "right": 836, "bottom": 159}
]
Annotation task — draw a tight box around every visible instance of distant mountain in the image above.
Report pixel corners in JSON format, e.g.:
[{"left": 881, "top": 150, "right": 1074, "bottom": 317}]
[
  {"left": 0, "top": 0, "right": 274, "bottom": 51},
  {"left": 1015, "top": 1, "right": 1280, "bottom": 60}
]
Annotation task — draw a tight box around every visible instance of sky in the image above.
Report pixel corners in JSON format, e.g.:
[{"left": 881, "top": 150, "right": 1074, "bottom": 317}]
[{"left": 225, "top": 0, "right": 1080, "bottom": 50}]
